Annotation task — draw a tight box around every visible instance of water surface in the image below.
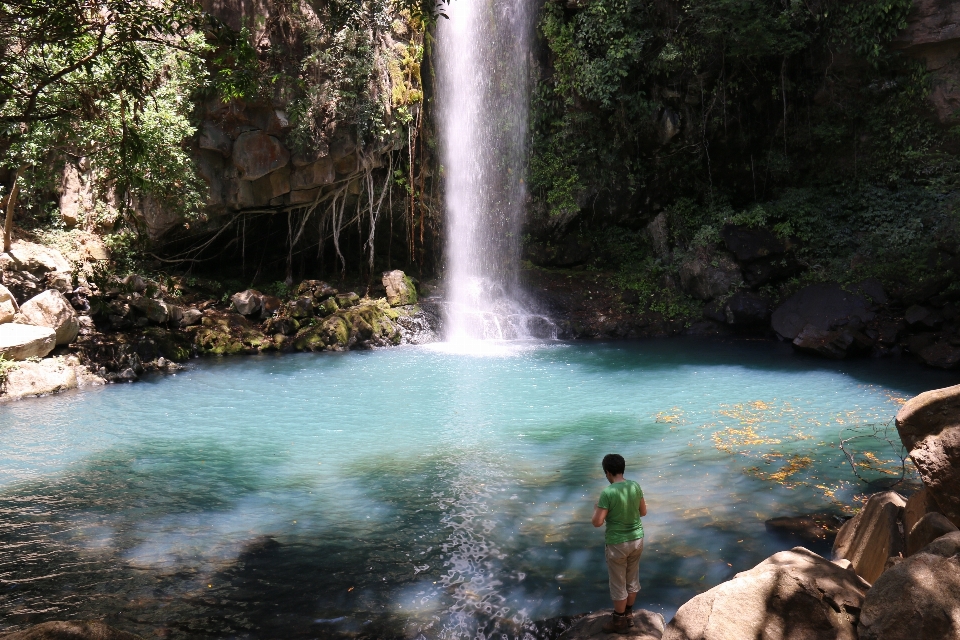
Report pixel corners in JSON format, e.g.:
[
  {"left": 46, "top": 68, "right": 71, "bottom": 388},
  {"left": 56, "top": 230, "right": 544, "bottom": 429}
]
[{"left": 0, "top": 339, "right": 955, "bottom": 639}]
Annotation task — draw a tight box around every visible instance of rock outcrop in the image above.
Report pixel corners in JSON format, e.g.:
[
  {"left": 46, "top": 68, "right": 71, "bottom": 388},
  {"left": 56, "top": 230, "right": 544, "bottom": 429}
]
[
  {"left": 720, "top": 225, "right": 799, "bottom": 286},
  {"left": 857, "top": 531, "right": 960, "bottom": 640},
  {"left": 679, "top": 253, "right": 741, "bottom": 301},
  {"left": 382, "top": 270, "right": 417, "bottom": 306},
  {"left": 771, "top": 283, "right": 874, "bottom": 341},
  {"left": 20, "top": 290, "right": 80, "bottom": 345},
  {"left": 0, "top": 241, "right": 73, "bottom": 302},
  {"left": 0, "top": 620, "right": 142, "bottom": 639},
  {"left": 0, "top": 323, "right": 56, "bottom": 360},
  {"left": 661, "top": 547, "right": 868, "bottom": 640},
  {"left": 832, "top": 490, "right": 906, "bottom": 584},
  {"left": 895, "top": 384, "right": 960, "bottom": 527},
  {"left": 904, "top": 486, "right": 940, "bottom": 534},
  {"left": 559, "top": 609, "right": 665, "bottom": 640}
]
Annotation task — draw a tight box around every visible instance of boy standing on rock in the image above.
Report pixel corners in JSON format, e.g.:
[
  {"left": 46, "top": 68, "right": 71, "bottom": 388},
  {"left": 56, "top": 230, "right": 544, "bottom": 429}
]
[{"left": 592, "top": 453, "right": 646, "bottom": 634}]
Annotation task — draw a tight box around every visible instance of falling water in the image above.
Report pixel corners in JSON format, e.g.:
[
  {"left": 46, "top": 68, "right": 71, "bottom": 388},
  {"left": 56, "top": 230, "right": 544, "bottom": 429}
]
[{"left": 436, "top": 0, "right": 555, "bottom": 343}]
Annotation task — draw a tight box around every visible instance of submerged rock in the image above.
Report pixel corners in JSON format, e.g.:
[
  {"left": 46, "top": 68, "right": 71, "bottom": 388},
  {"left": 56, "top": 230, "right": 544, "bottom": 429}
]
[
  {"left": 857, "top": 531, "right": 960, "bottom": 640},
  {"left": 661, "top": 547, "right": 868, "bottom": 640},
  {"left": 832, "top": 490, "right": 906, "bottom": 584},
  {"left": 765, "top": 513, "right": 847, "bottom": 544},
  {"left": 0, "top": 620, "right": 142, "bottom": 639},
  {"left": 558, "top": 609, "right": 665, "bottom": 640},
  {"left": 895, "top": 384, "right": 960, "bottom": 528}
]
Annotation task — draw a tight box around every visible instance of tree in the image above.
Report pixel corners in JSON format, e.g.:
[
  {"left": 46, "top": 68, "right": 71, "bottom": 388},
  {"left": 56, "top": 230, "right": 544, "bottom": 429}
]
[{"left": 0, "top": 0, "right": 208, "bottom": 251}]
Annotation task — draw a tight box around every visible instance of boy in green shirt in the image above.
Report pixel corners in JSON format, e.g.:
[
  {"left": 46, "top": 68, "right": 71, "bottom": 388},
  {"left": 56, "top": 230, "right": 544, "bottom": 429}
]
[{"left": 591, "top": 453, "right": 647, "bottom": 634}]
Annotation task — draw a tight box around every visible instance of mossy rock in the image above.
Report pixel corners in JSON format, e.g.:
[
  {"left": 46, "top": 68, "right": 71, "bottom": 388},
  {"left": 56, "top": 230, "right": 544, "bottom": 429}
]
[
  {"left": 317, "top": 297, "right": 339, "bottom": 316},
  {"left": 191, "top": 311, "right": 269, "bottom": 355},
  {"left": 321, "top": 315, "right": 351, "bottom": 346},
  {"left": 293, "top": 325, "right": 327, "bottom": 351},
  {"left": 141, "top": 327, "right": 192, "bottom": 362},
  {"left": 335, "top": 292, "right": 360, "bottom": 308}
]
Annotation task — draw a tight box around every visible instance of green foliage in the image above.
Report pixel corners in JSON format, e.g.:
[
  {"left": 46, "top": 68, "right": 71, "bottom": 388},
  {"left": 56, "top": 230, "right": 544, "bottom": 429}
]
[{"left": 0, "top": 355, "right": 18, "bottom": 389}]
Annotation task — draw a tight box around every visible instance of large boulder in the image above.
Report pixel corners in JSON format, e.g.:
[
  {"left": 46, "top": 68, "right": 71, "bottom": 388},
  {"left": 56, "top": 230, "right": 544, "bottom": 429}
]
[
  {"left": 558, "top": 609, "right": 665, "bottom": 640},
  {"left": 857, "top": 531, "right": 960, "bottom": 640},
  {"left": 19, "top": 290, "right": 79, "bottom": 345},
  {"left": 661, "top": 547, "right": 868, "bottom": 640},
  {"left": 896, "top": 385, "right": 960, "bottom": 527},
  {"left": 231, "top": 289, "right": 263, "bottom": 316},
  {"left": 723, "top": 291, "right": 770, "bottom": 327},
  {"left": 232, "top": 131, "right": 290, "bottom": 181},
  {"left": 0, "top": 620, "right": 142, "bottom": 639},
  {"left": 764, "top": 513, "right": 847, "bottom": 544},
  {"left": 831, "top": 490, "right": 906, "bottom": 584},
  {"left": 1, "top": 358, "right": 78, "bottom": 401},
  {"left": 0, "top": 284, "right": 19, "bottom": 323},
  {"left": 906, "top": 512, "right": 959, "bottom": 556},
  {"left": 720, "top": 225, "right": 800, "bottom": 286},
  {"left": 791, "top": 324, "right": 871, "bottom": 359},
  {"left": 771, "top": 283, "right": 874, "bottom": 341},
  {"left": 0, "top": 324, "right": 56, "bottom": 360},
  {"left": 129, "top": 296, "right": 169, "bottom": 324},
  {"left": 382, "top": 270, "right": 417, "bottom": 306},
  {"left": 679, "top": 253, "right": 741, "bottom": 301}
]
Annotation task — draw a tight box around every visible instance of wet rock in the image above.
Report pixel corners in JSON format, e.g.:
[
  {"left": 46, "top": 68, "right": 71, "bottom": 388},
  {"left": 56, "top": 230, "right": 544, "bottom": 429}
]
[
  {"left": 558, "top": 609, "right": 665, "bottom": 640},
  {"left": 19, "top": 290, "right": 79, "bottom": 345},
  {"left": 0, "top": 620, "right": 143, "bottom": 639},
  {"left": 792, "top": 324, "right": 871, "bottom": 359},
  {"left": 231, "top": 289, "right": 263, "bottom": 316},
  {"left": 678, "top": 252, "right": 741, "bottom": 301},
  {"left": 723, "top": 291, "right": 770, "bottom": 327},
  {"left": 771, "top": 283, "right": 874, "bottom": 341},
  {"left": 896, "top": 384, "right": 960, "bottom": 527},
  {"left": 0, "top": 284, "right": 19, "bottom": 323},
  {"left": 129, "top": 296, "right": 168, "bottom": 324},
  {"left": 264, "top": 316, "right": 299, "bottom": 336},
  {"left": 396, "top": 306, "right": 441, "bottom": 345},
  {"left": 1, "top": 357, "right": 78, "bottom": 401},
  {"left": 661, "top": 547, "right": 868, "bottom": 640},
  {"left": 917, "top": 341, "right": 960, "bottom": 369},
  {"left": 906, "top": 512, "right": 958, "bottom": 556},
  {"left": 857, "top": 531, "right": 960, "bottom": 640},
  {"left": 232, "top": 131, "right": 290, "bottom": 181},
  {"left": 316, "top": 296, "right": 339, "bottom": 316},
  {"left": 904, "top": 486, "right": 940, "bottom": 535},
  {"left": 832, "top": 490, "right": 906, "bottom": 583},
  {"left": 382, "top": 270, "right": 418, "bottom": 306},
  {"left": 765, "top": 513, "right": 848, "bottom": 544}
]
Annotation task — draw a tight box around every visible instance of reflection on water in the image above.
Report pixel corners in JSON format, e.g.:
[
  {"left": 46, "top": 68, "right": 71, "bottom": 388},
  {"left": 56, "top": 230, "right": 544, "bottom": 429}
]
[{"left": 0, "top": 339, "right": 957, "bottom": 639}]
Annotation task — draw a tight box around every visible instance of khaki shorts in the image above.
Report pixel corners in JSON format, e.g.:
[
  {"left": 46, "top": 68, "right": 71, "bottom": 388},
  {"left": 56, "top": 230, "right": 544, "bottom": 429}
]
[{"left": 605, "top": 537, "right": 643, "bottom": 601}]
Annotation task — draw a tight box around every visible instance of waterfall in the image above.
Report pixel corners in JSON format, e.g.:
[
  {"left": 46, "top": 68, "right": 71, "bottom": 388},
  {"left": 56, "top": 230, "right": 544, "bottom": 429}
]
[{"left": 436, "top": 0, "right": 555, "bottom": 344}]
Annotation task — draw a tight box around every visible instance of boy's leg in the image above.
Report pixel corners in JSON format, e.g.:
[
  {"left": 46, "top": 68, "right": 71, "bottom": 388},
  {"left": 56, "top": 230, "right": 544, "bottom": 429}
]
[{"left": 624, "top": 538, "right": 644, "bottom": 609}]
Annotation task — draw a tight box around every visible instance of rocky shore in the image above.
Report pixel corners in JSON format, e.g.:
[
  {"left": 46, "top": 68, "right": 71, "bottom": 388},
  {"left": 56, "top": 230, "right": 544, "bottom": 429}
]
[{"left": 0, "top": 239, "right": 438, "bottom": 402}]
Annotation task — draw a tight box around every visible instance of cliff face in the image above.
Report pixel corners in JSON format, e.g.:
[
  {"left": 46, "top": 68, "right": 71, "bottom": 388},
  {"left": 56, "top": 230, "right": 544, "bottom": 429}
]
[{"left": 893, "top": 0, "right": 960, "bottom": 125}]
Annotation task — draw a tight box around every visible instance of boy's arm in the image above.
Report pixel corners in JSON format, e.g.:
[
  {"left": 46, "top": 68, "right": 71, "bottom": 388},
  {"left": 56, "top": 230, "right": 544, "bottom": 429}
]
[
  {"left": 592, "top": 505, "right": 608, "bottom": 527},
  {"left": 639, "top": 498, "right": 647, "bottom": 517}
]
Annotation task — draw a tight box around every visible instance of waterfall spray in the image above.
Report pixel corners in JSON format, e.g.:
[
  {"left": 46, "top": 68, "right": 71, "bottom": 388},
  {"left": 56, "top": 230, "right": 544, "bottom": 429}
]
[{"left": 436, "top": 0, "right": 554, "bottom": 344}]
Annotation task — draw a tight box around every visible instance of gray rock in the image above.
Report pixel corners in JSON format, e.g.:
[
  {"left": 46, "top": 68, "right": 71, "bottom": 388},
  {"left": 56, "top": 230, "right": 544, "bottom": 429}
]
[
  {"left": 771, "top": 283, "right": 874, "bottom": 341},
  {"left": 907, "top": 512, "right": 959, "bottom": 556},
  {"left": 646, "top": 212, "right": 669, "bottom": 258},
  {"left": 198, "top": 122, "right": 232, "bottom": 157},
  {"left": 181, "top": 308, "right": 203, "bottom": 326},
  {"left": 832, "top": 490, "right": 906, "bottom": 584},
  {"left": 679, "top": 253, "right": 741, "bottom": 301},
  {"left": 382, "top": 270, "right": 418, "bottom": 306},
  {"left": 1, "top": 324, "right": 60, "bottom": 361},
  {"left": 0, "top": 620, "right": 143, "bottom": 639},
  {"left": 559, "top": 609, "right": 664, "bottom": 640},
  {"left": 0, "top": 241, "right": 73, "bottom": 301},
  {"left": 130, "top": 296, "right": 168, "bottom": 324},
  {"left": 857, "top": 533, "right": 960, "bottom": 640},
  {"left": 1, "top": 358, "right": 78, "bottom": 401},
  {"left": 661, "top": 547, "right": 868, "bottom": 640},
  {"left": 724, "top": 291, "right": 770, "bottom": 327},
  {"left": 896, "top": 384, "right": 960, "bottom": 528},
  {"left": 286, "top": 296, "right": 314, "bottom": 319},
  {"left": 118, "top": 368, "right": 138, "bottom": 382},
  {"left": 856, "top": 277, "right": 888, "bottom": 304},
  {"left": 231, "top": 289, "right": 263, "bottom": 316},
  {"left": 19, "top": 290, "right": 79, "bottom": 345}
]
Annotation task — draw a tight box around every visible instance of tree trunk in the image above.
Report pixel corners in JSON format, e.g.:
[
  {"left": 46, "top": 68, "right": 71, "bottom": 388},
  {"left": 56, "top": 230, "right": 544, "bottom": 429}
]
[{"left": 3, "top": 167, "right": 22, "bottom": 253}]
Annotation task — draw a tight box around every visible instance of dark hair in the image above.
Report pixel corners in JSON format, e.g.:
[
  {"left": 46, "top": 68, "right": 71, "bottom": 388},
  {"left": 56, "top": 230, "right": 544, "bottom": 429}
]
[{"left": 602, "top": 454, "right": 625, "bottom": 476}]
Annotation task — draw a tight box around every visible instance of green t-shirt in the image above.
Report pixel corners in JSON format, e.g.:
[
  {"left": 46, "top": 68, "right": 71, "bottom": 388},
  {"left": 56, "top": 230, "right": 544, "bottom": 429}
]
[{"left": 598, "top": 479, "right": 644, "bottom": 545}]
